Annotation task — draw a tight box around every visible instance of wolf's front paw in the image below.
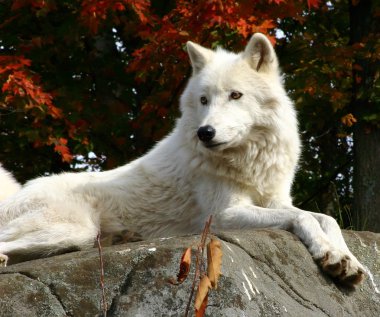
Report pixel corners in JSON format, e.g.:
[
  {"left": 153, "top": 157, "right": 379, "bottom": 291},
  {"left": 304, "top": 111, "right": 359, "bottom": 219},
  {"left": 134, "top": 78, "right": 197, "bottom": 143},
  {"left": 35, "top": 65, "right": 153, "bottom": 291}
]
[
  {"left": 0, "top": 254, "right": 8, "bottom": 267},
  {"left": 319, "top": 250, "right": 365, "bottom": 287}
]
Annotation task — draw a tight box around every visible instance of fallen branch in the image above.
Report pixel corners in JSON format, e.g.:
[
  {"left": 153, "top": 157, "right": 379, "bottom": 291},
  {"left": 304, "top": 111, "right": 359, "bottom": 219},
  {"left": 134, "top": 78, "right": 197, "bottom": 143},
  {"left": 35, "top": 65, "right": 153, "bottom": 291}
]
[
  {"left": 96, "top": 232, "right": 108, "bottom": 317},
  {"left": 168, "top": 215, "right": 223, "bottom": 316},
  {"left": 184, "top": 215, "right": 213, "bottom": 317}
]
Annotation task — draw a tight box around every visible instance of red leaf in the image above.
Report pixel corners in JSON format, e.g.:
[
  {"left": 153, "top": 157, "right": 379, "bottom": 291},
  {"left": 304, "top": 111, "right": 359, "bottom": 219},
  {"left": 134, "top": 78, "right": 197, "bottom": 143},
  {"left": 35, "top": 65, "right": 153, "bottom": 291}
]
[
  {"left": 177, "top": 247, "right": 192, "bottom": 284},
  {"left": 48, "top": 105, "right": 64, "bottom": 119},
  {"left": 130, "top": 0, "right": 150, "bottom": 24},
  {"left": 307, "top": 0, "right": 320, "bottom": 9},
  {"left": 194, "top": 276, "right": 211, "bottom": 311},
  {"left": 1, "top": 80, "right": 10, "bottom": 93},
  {"left": 195, "top": 292, "right": 208, "bottom": 317},
  {"left": 113, "top": 2, "right": 125, "bottom": 11},
  {"left": 54, "top": 142, "right": 73, "bottom": 162}
]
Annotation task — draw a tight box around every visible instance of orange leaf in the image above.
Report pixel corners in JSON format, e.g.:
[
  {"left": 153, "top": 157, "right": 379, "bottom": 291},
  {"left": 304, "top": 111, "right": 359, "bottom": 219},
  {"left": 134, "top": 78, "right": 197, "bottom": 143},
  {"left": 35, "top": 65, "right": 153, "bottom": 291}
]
[
  {"left": 53, "top": 138, "right": 73, "bottom": 162},
  {"left": 48, "top": 105, "right": 63, "bottom": 119},
  {"left": 207, "top": 239, "right": 222, "bottom": 289},
  {"left": 195, "top": 292, "right": 208, "bottom": 317},
  {"left": 61, "top": 151, "right": 73, "bottom": 163},
  {"left": 341, "top": 113, "right": 357, "bottom": 127},
  {"left": 194, "top": 275, "right": 211, "bottom": 311},
  {"left": 177, "top": 247, "right": 192, "bottom": 284},
  {"left": 58, "top": 137, "right": 68, "bottom": 145}
]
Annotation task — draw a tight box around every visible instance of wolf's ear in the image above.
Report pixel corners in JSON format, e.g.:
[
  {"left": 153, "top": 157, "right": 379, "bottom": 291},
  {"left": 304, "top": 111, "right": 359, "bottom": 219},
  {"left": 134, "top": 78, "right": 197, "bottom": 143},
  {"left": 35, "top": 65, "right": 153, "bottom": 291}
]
[
  {"left": 243, "top": 33, "right": 278, "bottom": 73},
  {"left": 186, "top": 41, "right": 214, "bottom": 74}
]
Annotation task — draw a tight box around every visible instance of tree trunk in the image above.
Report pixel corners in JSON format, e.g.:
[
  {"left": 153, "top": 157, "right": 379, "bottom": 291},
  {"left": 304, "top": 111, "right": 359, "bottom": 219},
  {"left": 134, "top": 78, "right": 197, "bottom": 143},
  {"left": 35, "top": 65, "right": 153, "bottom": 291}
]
[
  {"left": 353, "top": 125, "right": 380, "bottom": 231},
  {"left": 350, "top": 0, "right": 380, "bottom": 232}
]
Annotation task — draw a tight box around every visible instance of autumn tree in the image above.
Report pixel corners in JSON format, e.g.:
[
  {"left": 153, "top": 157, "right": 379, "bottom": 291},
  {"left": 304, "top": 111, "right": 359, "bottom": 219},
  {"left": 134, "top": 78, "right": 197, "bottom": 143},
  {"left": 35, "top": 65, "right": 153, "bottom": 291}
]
[
  {"left": 349, "top": 0, "right": 380, "bottom": 232},
  {"left": 276, "top": 0, "right": 379, "bottom": 231},
  {"left": 0, "top": 0, "right": 151, "bottom": 180}
]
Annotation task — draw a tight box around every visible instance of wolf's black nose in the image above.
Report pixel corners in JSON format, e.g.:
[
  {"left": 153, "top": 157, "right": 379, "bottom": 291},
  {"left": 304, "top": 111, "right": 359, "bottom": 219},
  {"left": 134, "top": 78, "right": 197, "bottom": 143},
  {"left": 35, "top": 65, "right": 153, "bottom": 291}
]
[{"left": 197, "top": 125, "right": 216, "bottom": 142}]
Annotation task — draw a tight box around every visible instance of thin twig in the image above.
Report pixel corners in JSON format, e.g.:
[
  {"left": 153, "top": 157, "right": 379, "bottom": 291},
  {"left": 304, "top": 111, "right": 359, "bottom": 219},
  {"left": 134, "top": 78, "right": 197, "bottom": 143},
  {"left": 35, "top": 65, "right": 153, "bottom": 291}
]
[
  {"left": 184, "top": 215, "right": 213, "bottom": 317},
  {"left": 96, "top": 232, "right": 108, "bottom": 317}
]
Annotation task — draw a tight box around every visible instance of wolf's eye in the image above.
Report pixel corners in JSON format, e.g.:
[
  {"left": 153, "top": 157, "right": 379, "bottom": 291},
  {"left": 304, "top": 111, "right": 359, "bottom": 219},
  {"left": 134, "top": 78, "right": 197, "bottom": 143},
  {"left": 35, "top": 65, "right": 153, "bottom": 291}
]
[
  {"left": 200, "top": 96, "right": 208, "bottom": 105},
  {"left": 230, "top": 91, "right": 243, "bottom": 100}
]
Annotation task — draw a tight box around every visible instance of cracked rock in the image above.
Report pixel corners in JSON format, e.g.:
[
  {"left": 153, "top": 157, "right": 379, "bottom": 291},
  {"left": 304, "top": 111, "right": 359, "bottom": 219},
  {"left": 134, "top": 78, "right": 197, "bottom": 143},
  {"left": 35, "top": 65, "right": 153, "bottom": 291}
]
[
  {"left": 0, "top": 272, "right": 66, "bottom": 316},
  {"left": 0, "top": 229, "right": 379, "bottom": 316}
]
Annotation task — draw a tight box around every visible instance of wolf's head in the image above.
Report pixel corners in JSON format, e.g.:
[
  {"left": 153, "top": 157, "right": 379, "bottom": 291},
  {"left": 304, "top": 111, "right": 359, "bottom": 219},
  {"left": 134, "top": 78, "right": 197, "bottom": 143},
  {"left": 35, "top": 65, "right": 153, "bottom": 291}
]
[{"left": 180, "top": 33, "right": 297, "bottom": 154}]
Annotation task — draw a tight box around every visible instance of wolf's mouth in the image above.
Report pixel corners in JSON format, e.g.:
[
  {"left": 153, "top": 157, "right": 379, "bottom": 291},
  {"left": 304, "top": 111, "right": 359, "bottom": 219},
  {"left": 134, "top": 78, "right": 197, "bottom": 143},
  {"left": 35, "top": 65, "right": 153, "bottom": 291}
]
[{"left": 204, "top": 142, "right": 227, "bottom": 149}]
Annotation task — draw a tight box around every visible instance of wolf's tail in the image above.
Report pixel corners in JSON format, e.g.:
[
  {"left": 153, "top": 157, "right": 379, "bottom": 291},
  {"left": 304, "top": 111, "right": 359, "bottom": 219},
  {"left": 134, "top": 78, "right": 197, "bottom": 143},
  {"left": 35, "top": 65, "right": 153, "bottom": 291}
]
[{"left": 0, "top": 164, "right": 21, "bottom": 202}]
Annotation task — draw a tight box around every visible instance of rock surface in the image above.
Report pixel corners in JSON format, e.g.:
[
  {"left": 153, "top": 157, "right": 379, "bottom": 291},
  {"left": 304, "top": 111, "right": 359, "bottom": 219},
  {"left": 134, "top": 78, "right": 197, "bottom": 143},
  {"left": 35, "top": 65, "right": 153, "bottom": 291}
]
[{"left": 0, "top": 229, "right": 379, "bottom": 316}]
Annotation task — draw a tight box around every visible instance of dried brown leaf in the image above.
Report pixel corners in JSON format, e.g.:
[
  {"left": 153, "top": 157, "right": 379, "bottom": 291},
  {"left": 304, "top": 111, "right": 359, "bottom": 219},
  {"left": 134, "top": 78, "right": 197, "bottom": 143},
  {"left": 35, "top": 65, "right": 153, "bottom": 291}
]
[
  {"left": 341, "top": 113, "right": 357, "bottom": 127},
  {"left": 194, "top": 275, "right": 211, "bottom": 310},
  {"left": 207, "top": 238, "right": 223, "bottom": 289},
  {"left": 177, "top": 247, "right": 192, "bottom": 284},
  {"left": 195, "top": 292, "right": 208, "bottom": 317}
]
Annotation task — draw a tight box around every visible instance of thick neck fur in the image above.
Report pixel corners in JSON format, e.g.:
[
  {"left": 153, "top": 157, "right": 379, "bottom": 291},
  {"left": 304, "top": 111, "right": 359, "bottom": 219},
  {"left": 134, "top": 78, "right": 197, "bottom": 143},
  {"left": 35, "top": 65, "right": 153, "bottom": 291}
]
[{"left": 176, "top": 113, "right": 300, "bottom": 198}]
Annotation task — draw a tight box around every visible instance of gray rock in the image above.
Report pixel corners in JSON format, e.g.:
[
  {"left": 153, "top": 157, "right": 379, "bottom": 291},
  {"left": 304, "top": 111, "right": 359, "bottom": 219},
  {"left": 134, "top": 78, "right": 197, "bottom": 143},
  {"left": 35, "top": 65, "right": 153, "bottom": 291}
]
[{"left": 0, "top": 229, "right": 379, "bottom": 317}]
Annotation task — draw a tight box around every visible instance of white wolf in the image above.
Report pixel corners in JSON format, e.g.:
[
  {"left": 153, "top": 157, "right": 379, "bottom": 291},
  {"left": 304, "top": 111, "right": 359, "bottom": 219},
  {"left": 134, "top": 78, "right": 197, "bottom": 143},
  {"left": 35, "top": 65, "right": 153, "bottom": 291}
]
[{"left": 0, "top": 34, "right": 364, "bottom": 286}]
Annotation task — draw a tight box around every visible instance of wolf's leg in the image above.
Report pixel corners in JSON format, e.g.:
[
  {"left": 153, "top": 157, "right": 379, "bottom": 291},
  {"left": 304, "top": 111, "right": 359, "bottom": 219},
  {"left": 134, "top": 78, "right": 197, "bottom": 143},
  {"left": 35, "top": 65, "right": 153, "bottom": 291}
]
[
  {"left": 216, "top": 205, "right": 365, "bottom": 286},
  {"left": 287, "top": 208, "right": 364, "bottom": 278},
  {"left": 0, "top": 212, "right": 98, "bottom": 266},
  {"left": 0, "top": 224, "right": 98, "bottom": 266},
  {"left": 304, "top": 210, "right": 365, "bottom": 283},
  {"left": 280, "top": 206, "right": 355, "bottom": 252},
  {"left": 305, "top": 210, "right": 351, "bottom": 251}
]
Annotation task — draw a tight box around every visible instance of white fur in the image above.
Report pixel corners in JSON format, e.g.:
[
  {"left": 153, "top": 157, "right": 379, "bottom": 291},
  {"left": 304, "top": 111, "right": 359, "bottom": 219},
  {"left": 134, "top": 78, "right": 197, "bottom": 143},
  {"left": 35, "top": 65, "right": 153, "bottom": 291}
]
[
  {"left": 0, "top": 164, "right": 21, "bottom": 201},
  {"left": 0, "top": 34, "right": 365, "bottom": 285}
]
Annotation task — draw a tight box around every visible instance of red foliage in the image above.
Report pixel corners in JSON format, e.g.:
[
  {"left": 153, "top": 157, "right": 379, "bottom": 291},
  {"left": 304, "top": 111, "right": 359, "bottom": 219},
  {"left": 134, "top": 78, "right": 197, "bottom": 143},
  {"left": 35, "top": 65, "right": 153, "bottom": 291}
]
[
  {"left": 0, "top": 56, "right": 61, "bottom": 119},
  {"left": 80, "top": 0, "right": 151, "bottom": 33},
  {"left": 11, "top": 0, "right": 56, "bottom": 11},
  {"left": 307, "top": 0, "right": 320, "bottom": 9},
  {"left": 0, "top": 55, "right": 72, "bottom": 161},
  {"left": 51, "top": 137, "right": 73, "bottom": 162}
]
